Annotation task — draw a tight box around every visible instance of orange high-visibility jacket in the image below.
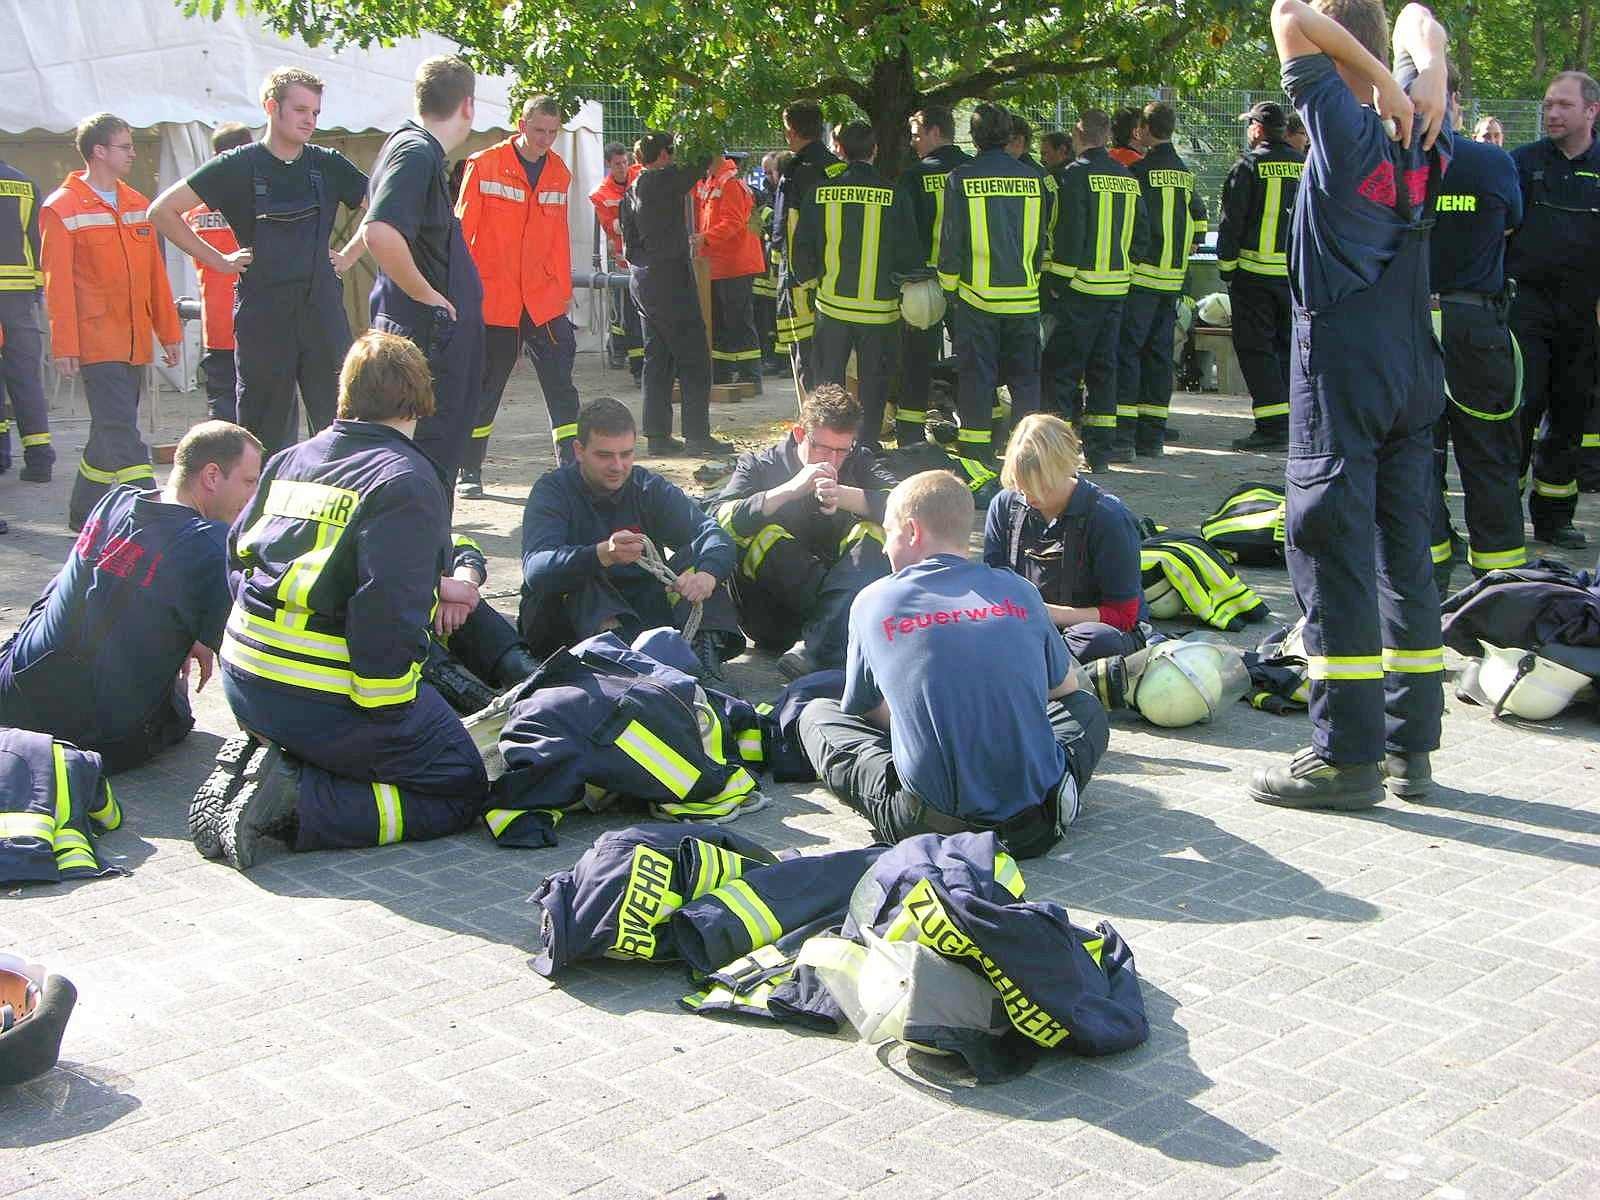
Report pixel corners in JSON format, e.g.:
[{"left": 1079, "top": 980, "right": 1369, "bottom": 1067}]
[
  {"left": 183, "top": 202, "right": 238, "bottom": 351},
  {"left": 589, "top": 164, "right": 641, "bottom": 268},
  {"left": 696, "top": 158, "right": 765, "bottom": 281},
  {"left": 457, "top": 139, "right": 573, "bottom": 328},
  {"left": 41, "top": 173, "right": 181, "bottom": 365}
]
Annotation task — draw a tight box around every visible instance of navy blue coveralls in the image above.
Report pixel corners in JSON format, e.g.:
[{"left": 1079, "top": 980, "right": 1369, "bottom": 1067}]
[
  {"left": 0, "top": 484, "right": 229, "bottom": 773},
  {"left": 0, "top": 159, "right": 49, "bottom": 476},
  {"left": 367, "top": 122, "right": 487, "bottom": 495},
  {"left": 187, "top": 143, "right": 369, "bottom": 457},
  {"left": 1505, "top": 136, "right": 1600, "bottom": 535},
  {"left": 713, "top": 435, "right": 894, "bottom": 666},
  {"left": 520, "top": 462, "right": 740, "bottom": 655},
  {"left": 220, "top": 421, "right": 488, "bottom": 851},
  {"left": 1426, "top": 135, "right": 1528, "bottom": 579},
  {"left": 1283, "top": 53, "right": 1450, "bottom": 765},
  {"left": 894, "top": 143, "right": 970, "bottom": 447}
]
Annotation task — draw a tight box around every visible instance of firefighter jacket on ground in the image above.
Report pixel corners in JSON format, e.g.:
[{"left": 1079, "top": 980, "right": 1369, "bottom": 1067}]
[
  {"left": 0, "top": 159, "right": 42, "bottom": 293},
  {"left": 457, "top": 140, "right": 573, "bottom": 328},
  {"left": 1129, "top": 142, "right": 1208, "bottom": 294},
  {"left": 1243, "top": 619, "right": 1312, "bottom": 713},
  {"left": 1140, "top": 533, "right": 1268, "bottom": 632},
  {"left": 1200, "top": 483, "right": 1286, "bottom": 565},
  {"left": 531, "top": 823, "right": 781, "bottom": 976},
  {"left": 1045, "top": 146, "right": 1150, "bottom": 299},
  {"left": 590, "top": 165, "right": 640, "bottom": 268},
  {"left": 41, "top": 173, "right": 182, "bottom": 365},
  {"left": 898, "top": 144, "right": 971, "bottom": 269},
  {"left": 1441, "top": 561, "right": 1600, "bottom": 683},
  {"left": 715, "top": 435, "right": 896, "bottom": 561},
  {"left": 1216, "top": 141, "right": 1304, "bottom": 281},
  {"left": 221, "top": 420, "right": 449, "bottom": 713},
  {"left": 697, "top": 158, "right": 765, "bottom": 281},
  {"left": 183, "top": 202, "right": 239, "bottom": 350},
  {"left": 876, "top": 438, "right": 1000, "bottom": 507},
  {"left": 759, "top": 669, "right": 845, "bottom": 783},
  {"left": 790, "top": 161, "right": 922, "bottom": 325},
  {"left": 492, "top": 632, "right": 765, "bottom": 844},
  {"left": 0, "top": 728, "right": 123, "bottom": 884},
  {"left": 937, "top": 148, "right": 1049, "bottom": 316}
]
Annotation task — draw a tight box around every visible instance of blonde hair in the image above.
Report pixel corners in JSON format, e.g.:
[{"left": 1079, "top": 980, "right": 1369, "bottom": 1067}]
[
  {"left": 337, "top": 332, "right": 435, "bottom": 422},
  {"left": 260, "top": 67, "right": 324, "bottom": 109},
  {"left": 887, "top": 470, "right": 973, "bottom": 547},
  {"left": 1001, "top": 413, "right": 1081, "bottom": 497}
]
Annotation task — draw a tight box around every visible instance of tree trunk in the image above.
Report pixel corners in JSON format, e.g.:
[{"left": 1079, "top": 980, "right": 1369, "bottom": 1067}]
[
  {"left": 1534, "top": 13, "right": 1549, "bottom": 82},
  {"left": 866, "top": 48, "right": 920, "bottom": 181},
  {"left": 1579, "top": 0, "right": 1595, "bottom": 72},
  {"left": 1456, "top": 1, "right": 1476, "bottom": 97}
]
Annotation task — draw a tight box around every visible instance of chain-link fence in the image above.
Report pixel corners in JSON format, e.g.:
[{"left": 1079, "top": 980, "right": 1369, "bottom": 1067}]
[{"left": 589, "top": 83, "right": 1545, "bottom": 222}]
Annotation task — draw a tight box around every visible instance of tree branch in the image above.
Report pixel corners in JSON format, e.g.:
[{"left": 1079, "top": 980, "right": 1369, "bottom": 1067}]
[{"left": 791, "top": 74, "right": 876, "bottom": 111}]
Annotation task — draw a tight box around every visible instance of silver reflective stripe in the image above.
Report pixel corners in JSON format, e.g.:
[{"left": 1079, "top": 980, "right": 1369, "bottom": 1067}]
[
  {"left": 122, "top": 209, "right": 149, "bottom": 224},
  {"left": 60, "top": 212, "right": 116, "bottom": 231},
  {"left": 478, "top": 181, "right": 527, "bottom": 202},
  {"left": 373, "top": 783, "right": 403, "bottom": 845},
  {"left": 538, "top": 191, "right": 568, "bottom": 205}
]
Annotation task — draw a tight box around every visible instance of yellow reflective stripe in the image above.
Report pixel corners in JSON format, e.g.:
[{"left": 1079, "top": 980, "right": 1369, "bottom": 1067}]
[
  {"left": 839, "top": 520, "right": 885, "bottom": 553},
  {"left": 1137, "top": 405, "right": 1169, "bottom": 418},
  {"left": 716, "top": 878, "right": 783, "bottom": 948},
  {"left": 222, "top": 632, "right": 417, "bottom": 707},
  {"left": 741, "top": 523, "right": 794, "bottom": 580},
  {"left": 471, "top": 423, "right": 494, "bottom": 439},
  {"left": 20, "top": 433, "right": 51, "bottom": 447},
  {"left": 229, "top": 610, "right": 351, "bottom": 662},
  {"left": 1307, "top": 655, "right": 1384, "bottom": 681},
  {"left": 1253, "top": 401, "right": 1291, "bottom": 418},
  {"left": 994, "top": 851, "right": 1025, "bottom": 898},
  {"left": 1467, "top": 545, "right": 1527, "bottom": 571},
  {"left": 857, "top": 197, "right": 882, "bottom": 302},
  {"left": 350, "top": 666, "right": 421, "bottom": 708},
  {"left": 0, "top": 811, "right": 56, "bottom": 840},
  {"left": 1430, "top": 539, "right": 1454, "bottom": 565},
  {"left": 1235, "top": 255, "right": 1288, "bottom": 277},
  {"left": 77, "top": 459, "right": 119, "bottom": 484},
  {"left": 1532, "top": 477, "right": 1578, "bottom": 498},
  {"left": 484, "top": 808, "right": 526, "bottom": 837},
  {"left": 821, "top": 196, "right": 843, "bottom": 300},
  {"left": 897, "top": 408, "right": 928, "bottom": 422},
  {"left": 1258, "top": 175, "right": 1283, "bottom": 259},
  {"left": 89, "top": 780, "right": 120, "bottom": 830},
  {"left": 373, "top": 782, "right": 404, "bottom": 844},
  {"left": 714, "top": 503, "right": 754, "bottom": 550},
  {"left": 737, "top": 729, "right": 764, "bottom": 763},
  {"left": 1141, "top": 549, "right": 1213, "bottom": 618},
  {"left": 816, "top": 294, "right": 900, "bottom": 323},
  {"left": 1382, "top": 647, "right": 1444, "bottom": 674},
  {"left": 552, "top": 422, "right": 577, "bottom": 443},
  {"left": 615, "top": 720, "right": 701, "bottom": 799},
  {"left": 1082, "top": 414, "right": 1117, "bottom": 428},
  {"left": 51, "top": 743, "right": 96, "bottom": 873},
  {"left": 1116, "top": 405, "right": 1138, "bottom": 419},
  {"left": 957, "top": 428, "right": 991, "bottom": 444},
  {"left": 1583, "top": 433, "right": 1600, "bottom": 449},
  {"left": 967, "top": 194, "right": 990, "bottom": 295}
]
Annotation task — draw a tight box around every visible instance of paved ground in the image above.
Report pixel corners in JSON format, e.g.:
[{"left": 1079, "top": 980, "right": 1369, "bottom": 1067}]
[{"left": 3, "top": 355, "right": 1599, "bottom": 1199}]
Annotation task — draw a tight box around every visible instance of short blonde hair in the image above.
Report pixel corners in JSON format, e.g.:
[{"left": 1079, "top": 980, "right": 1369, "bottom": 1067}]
[
  {"left": 337, "top": 332, "right": 435, "bottom": 422},
  {"left": 260, "top": 67, "right": 324, "bottom": 109},
  {"left": 1001, "top": 413, "right": 1081, "bottom": 497},
  {"left": 887, "top": 470, "right": 972, "bottom": 546}
]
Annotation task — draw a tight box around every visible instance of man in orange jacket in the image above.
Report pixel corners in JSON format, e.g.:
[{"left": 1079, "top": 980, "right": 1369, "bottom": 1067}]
[
  {"left": 41, "top": 113, "right": 182, "bottom": 530},
  {"left": 456, "top": 94, "right": 578, "bottom": 494},
  {"left": 697, "top": 153, "right": 766, "bottom": 392},
  {"left": 589, "top": 142, "right": 643, "bottom": 384},
  {"left": 181, "top": 122, "right": 255, "bottom": 421}
]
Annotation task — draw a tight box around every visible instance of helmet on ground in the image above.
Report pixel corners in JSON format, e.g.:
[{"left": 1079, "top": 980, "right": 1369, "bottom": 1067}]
[
  {"left": 1196, "top": 291, "right": 1231, "bottom": 327},
  {"left": 0, "top": 955, "right": 77, "bottom": 1086},
  {"left": 1476, "top": 641, "right": 1592, "bottom": 720},
  {"left": 900, "top": 277, "right": 947, "bottom": 330},
  {"left": 1144, "top": 576, "right": 1187, "bottom": 620},
  {"left": 1131, "top": 638, "right": 1249, "bottom": 727}
]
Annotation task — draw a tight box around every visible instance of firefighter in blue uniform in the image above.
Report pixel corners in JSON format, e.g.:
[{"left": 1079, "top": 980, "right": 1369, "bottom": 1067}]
[
  {"left": 1217, "top": 101, "right": 1305, "bottom": 452},
  {"left": 791, "top": 122, "right": 921, "bottom": 452},
  {"left": 1505, "top": 70, "right": 1600, "bottom": 550},
  {"left": 1041, "top": 109, "right": 1150, "bottom": 470},
  {"left": 0, "top": 155, "right": 49, "bottom": 482},
  {"left": 1426, "top": 66, "right": 1527, "bottom": 592},
  {"left": 894, "top": 108, "right": 969, "bottom": 448},
  {"left": 150, "top": 68, "right": 368, "bottom": 458},
  {"left": 774, "top": 101, "right": 843, "bottom": 392},
  {"left": 208, "top": 332, "right": 489, "bottom": 871},
  {"left": 1249, "top": 0, "right": 1451, "bottom": 810},
  {"left": 521, "top": 397, "right": 743, "bottom": 678},
  {"left": 714, "top": 384, "right": 895, "bottom": 676},
  {"left": 0, "top": 421, "right": 262, "bottom": 771},
  {"left": 938, "top": 104, "right": 1047, "bottom": 463},
  {"left": 361, "top": 56, "right": 486, "bottom": 496},
  {"left": 1119, "top": 102, "right": 1207, "bottom": 458},
  {"left": 798, "top": 470, "right": 1109, "bottom": 858}
]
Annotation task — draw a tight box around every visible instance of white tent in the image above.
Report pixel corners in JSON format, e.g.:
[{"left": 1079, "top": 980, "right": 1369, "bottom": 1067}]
[{"left": 0, "top": 0, "right": 609, "bottom": 384}]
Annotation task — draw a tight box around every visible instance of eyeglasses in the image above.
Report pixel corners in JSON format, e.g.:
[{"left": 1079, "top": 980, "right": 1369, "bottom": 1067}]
[{"left": 107, "top": 142, "right": 136, "bottom": 154}]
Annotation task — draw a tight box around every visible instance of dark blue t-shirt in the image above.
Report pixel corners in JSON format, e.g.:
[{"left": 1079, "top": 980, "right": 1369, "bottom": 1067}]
[
  {"left": 0, "top": 485, "right": 229, "bottom": 739},
  {"left": 981, "top": 480, "right": 1146, "bottom": 614},
  {"left": 843, "top": 554, "right": 1071, "bottom": 823},
  {"left": 1429, "top": 136, "right": 1522, "bottom": 294},
  {"left": 1284, "top": 52, "right": 1454, "bottom": 311}
]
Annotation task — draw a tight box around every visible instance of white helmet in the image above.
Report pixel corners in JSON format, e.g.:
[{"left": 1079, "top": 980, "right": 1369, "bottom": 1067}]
[
  {"left": 900, "top": 277, "right": 947, "bottom": 330},
  {"left": 1476, "top": 641, "right": 1592, "bottom": 720},
  {"left": 1131, "top": 638, "right": 1249, "bottom": 727},
  {"left": 1144, "top": 576, "right": 1187, "bottom": 620},
  {"left": 1196, "top": 291, "right": 1232, "bottom": 327}
]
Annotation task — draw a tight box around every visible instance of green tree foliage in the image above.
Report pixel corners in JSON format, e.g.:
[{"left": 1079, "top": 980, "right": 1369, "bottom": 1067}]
[
  {"left": 1432, "top": 0, "right": 1594, "bottom": 100},
  {"left": 181, "top": 0, "right": 1256, "bottom": 175}
]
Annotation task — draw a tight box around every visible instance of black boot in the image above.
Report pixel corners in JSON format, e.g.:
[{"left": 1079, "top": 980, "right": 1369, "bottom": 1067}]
[
  {"left": 1247, "top": 746, "right": 1384, "bottom": 811},
  {"left": 1232, "top": 427, "right": 1289, "bottom": 452},
  {"left": 190, "top": 733, "right": 255, "bottom": 859},
  {"left": 1383, "top": 751, "right": 1433, "bottom": 800},
  {"left": 219, "top": 743, "right": 301, "bottom": 871},
  {"left": 489, "top": 643, "right": 543, "bottom": 689}
]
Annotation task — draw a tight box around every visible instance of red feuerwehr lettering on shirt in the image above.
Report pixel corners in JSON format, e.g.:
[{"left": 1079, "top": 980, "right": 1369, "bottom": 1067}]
[{"left": 880, "top": 596, "right": 1031, "bottom": 641}]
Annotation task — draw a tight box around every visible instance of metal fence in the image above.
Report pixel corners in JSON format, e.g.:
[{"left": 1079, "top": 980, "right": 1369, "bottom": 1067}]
[{"left": 589, "top": 84, "right": 1544, "bottom": 222}]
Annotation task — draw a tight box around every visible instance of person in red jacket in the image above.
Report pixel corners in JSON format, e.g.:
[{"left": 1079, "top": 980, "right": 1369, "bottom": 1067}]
[
  {"left": 456, "top": 94, "right": 578, "bottom": 494},
  {"left": 41, "top": 113, "right": 182, "bottom": 530},
  {"left": 589, "top": 143, "right": 643, "bottom": 384},
  {"left": 182, "top": 122, "right": 255, "bottom": 421},
  {"left": 697, "top": 153, "right": 766, "bottom": 391}
]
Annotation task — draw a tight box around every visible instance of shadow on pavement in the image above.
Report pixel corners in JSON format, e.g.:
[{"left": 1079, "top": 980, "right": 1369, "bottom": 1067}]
[
  {"left": 0, "top": 1062, "right": 142, "bottom": 1149},
  {"left": 1352, "top": 787, "right": 1600, "bottom": 868}
]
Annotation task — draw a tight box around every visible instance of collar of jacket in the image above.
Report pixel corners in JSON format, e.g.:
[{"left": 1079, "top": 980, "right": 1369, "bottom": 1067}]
[{"left": 63, "top": 171, "right": 139, "bottom": 210}]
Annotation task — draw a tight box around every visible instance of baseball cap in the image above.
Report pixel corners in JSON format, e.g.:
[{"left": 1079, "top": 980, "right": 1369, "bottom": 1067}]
[{"left": 1240, "top": 101, "right": 1288, "bottom": 130}]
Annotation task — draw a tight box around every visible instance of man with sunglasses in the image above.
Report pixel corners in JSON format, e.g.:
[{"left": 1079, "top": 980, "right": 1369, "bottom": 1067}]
[{"left": 714, "top": 383, "right": 896, "bottom": 677}]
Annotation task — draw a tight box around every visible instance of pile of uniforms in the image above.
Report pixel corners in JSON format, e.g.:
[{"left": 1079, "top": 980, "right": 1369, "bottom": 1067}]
[{"left": 532, "top": 824, "right": 1147, "bottom": 1082}]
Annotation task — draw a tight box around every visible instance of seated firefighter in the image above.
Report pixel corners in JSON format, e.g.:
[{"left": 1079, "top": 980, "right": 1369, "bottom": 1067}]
[
  {"left": 0, "top": 420, "right": 263, "bottom": 773},
  {"left": 195, "top": 332, "right": 489, "bottom": 871},
  {"left": 983, "top": 414, "right": 1148, "bottom": 663},
  {"left": 799, "top": 469, "right": 1110, "bottom": 858},
  {"left": 714, "top": 384, "right": 896, "bottom": 677},
  {"left": 520, "top": 396, "right": 743, "bottom": 678}
]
